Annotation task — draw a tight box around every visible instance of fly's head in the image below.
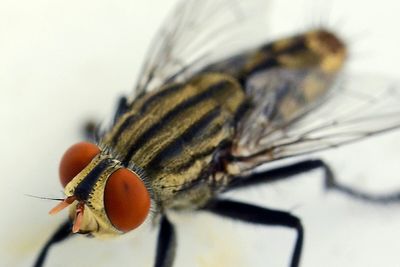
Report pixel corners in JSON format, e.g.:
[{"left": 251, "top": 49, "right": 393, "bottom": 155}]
[{"left": 49, "top": 142, "right": 151, "bottom": 238}]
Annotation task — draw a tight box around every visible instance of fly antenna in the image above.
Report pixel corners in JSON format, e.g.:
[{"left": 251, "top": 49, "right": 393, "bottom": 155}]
[{"left": 24, "top": 194, "right": 65, "bottom": 202}]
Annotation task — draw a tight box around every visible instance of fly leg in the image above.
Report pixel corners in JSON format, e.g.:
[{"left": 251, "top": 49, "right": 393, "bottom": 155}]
[
  {"left": 83, "top": 120, "right": 99, "bottom": 141},
  {"left": 228, "top": 159, "right": 400, "bottom": 203},
  {"left": 154, "top": 216, "right": 176, "bottom": 267},
  {"left": 33, "top": 219, "right": 73, "bottom": 267},
  {"left": 83, "top": 96, "right": 129, "bottom": 141},
  {"left": 112, "top": 96, "right": 129, "bottom": 124},
  {"left": 203, "top": 199, "right": 303, "bottom": 267},
  {"left": 227, "top": 159, "right": 333, "bottom": 190}
]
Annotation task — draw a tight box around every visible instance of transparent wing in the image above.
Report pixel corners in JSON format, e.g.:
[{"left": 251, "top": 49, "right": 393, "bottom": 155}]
[
  {"left": 234, "top": 71, "right": 400, "bottom": 170},
  {"left": 131, "top": 0, "right": 270, "bottom": 100}
]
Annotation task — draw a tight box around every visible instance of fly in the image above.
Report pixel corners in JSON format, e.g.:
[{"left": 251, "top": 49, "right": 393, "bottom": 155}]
[{"left": 33, "top": 0, "right": 400, "bottom": 266}]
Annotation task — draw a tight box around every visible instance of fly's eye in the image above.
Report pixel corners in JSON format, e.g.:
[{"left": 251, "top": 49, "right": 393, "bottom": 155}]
[
  {"left": 104, "top": 168, "right": 150, "bottom": 232},
  {"left": 59, "top": 142, "right": 100, "bottom": 187}
]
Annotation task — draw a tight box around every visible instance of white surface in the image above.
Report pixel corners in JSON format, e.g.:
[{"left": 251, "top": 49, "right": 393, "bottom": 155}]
[{"left": 1, "top": 0, "right": 400, "bottom": 266}]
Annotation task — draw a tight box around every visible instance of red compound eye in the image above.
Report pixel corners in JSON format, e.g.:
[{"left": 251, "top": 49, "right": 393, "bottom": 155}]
[
  {"left": 104, "top": 168, "right": 150, "bottom": 232},
  {"left": 59, "top": 142, "right": 100, "bottom": 187}
]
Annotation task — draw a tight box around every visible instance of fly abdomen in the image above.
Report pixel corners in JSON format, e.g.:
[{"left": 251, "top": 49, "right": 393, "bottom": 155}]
[
  {"left": 247, "top": 30, "right": 346, "bottom": 74},
  {"left": 205, "top": 29, "right": 346, "bottom": 85}
]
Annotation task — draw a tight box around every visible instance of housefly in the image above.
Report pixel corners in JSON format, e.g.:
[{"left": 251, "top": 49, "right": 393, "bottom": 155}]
[{"left": 33, "top": 0, "right": 400, "bottom": 266}]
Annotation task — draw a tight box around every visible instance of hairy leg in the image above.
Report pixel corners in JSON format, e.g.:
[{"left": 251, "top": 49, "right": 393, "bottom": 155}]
[
  {"left": 154, "top": 216, "right": 177, "bottom": 267},
  {"left": 33, "top": 220, "right": 73, "bottom": 267},
  {"left": 227, "top": 159, "right": 400, "bottom": 203},
  {"left": 203, "top": 199, "right": 303, "bottom": 267}
]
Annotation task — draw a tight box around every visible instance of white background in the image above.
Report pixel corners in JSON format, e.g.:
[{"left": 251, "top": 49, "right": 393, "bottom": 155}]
[{"left": 1, "top": 0, "right": 400, "bottom": 266}]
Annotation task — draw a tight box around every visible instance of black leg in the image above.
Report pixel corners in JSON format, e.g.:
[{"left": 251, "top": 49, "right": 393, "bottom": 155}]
[
  {"left": 227, "top": 159, "right": 333, "bottom": 189},
  {"left": 113, "top": 96, "right": 129, "bottom": 124},
  {"left": 154, "top": 216, "right": 176, "bottom": 267},
  {"left": 82, "top": 96, "right": 128, "bottom": 141},
  {"left": 83, "top": 120, "right": 99, "bottom": 141},
  {"left": 33, "top": 219, "right": 73, "bottom": 267},
  {"left": 203, "top": 199, "right": 303, "bottom": 267},
  {"left": 227, "top": 159, "right": 400, "bottom": 203}
]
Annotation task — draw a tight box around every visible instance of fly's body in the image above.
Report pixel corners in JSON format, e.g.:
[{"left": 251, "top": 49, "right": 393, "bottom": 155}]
[
  {"left": 102, "top": 72, "right": 245, "bottom": 210},
  {"left": 99, "top": 30, "right": 345, "bottom": 211},
  {"left": 34, "top": 1, "right": 400, "bottom": 267}
]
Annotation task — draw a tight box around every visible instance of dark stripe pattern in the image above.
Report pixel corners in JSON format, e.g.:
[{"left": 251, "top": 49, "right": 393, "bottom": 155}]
[
  {"left": 101, "top": 73, "right": 245, "bottom": 200},
  {"left": 74, "top": 158, "right": 114, "bottom": 201},
  {"left": 121, "top": 80, "right": 231, "bottom": 166},
  {"left": 111, "top": 84, "right": 183, "bottom": 144},
  {"left": 145, "top": 106, "right": 221, "bottom": 169}
]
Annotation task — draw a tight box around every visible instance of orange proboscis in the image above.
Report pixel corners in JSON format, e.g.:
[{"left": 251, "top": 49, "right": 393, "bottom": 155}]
[
  {"left": 49, "top": 196, "right": 85, "bottom": 234},
  {"left": 48, "top": 196, "right": 77, "bottom": 215},
  {"left": 72, "top": 202, "right": 85, "bottom": 233}
]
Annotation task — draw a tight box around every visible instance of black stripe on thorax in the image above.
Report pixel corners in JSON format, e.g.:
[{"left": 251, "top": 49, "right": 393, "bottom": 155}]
[
  {"left": 145, "top": 107, "right": 222, "bottom": 169},
  {"left": 74, "top": 158, "right": 113, "bottom": 201},
  {"left": 121, "top": 80, "right": 231, "bottom": 166},
  {"left": 111, "top": 84, "right": 183, "bottom": 144}
]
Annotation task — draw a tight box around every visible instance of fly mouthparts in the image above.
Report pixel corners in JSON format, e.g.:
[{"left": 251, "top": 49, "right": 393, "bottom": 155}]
[
  {"left": 72, "top": 202, "right": 85, "bottom": 233},
  {"left": 48, "top": 196, "right": 76, "bottom": 215}
]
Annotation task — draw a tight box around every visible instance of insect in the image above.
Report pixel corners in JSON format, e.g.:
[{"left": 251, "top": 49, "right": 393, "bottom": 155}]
[{"left": 33, "top": 0, "right": 400, "bottom": 266}]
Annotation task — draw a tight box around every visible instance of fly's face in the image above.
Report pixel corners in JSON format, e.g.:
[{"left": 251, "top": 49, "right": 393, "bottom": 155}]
[{"left": 50, "top": 142, "right": 151, "bottom": 238}]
